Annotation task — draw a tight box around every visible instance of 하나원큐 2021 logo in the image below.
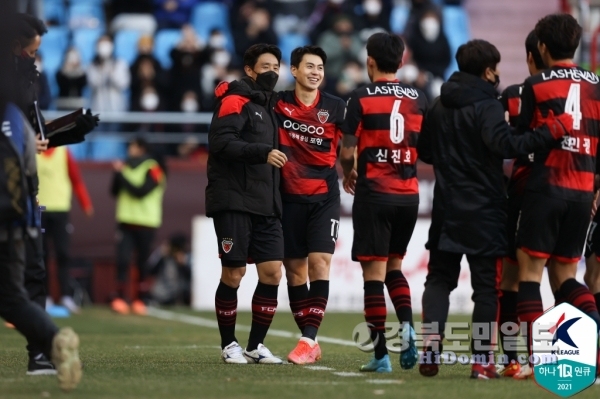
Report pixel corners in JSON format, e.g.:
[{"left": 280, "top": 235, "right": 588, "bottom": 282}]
[{"left": 532, "top": 303, "right": 598, "bottom": 397}]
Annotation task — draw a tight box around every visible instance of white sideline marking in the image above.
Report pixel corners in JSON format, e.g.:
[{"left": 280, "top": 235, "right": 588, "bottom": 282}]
[
  {"left": 146, "top": 307, "right": 356, "bottom": 347},
  {"left": 366, "top": 379, "right": 403, "bottom": 384},
  {"left": 304, "top": 366, "right": 335, "bottom": 371},
  {"left": 332, "top": 372, "right": 364, "bottom": 377}
]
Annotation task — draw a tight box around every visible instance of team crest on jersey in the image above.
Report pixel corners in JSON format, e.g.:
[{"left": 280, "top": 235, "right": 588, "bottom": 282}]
[
  {"left": 317, "top": 109, "right": 329, "bottom": 124},
  {"left": 221, "top": 239, "right": 233, "bottom": 253}
]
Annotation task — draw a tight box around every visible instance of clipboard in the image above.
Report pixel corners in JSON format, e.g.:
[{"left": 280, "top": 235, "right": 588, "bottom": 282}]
[{"left": 33, "top": 101, "right": 45, "bottom": 140}]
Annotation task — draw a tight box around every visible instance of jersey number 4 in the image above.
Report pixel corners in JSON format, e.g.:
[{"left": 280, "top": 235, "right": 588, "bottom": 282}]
[
  {"left": 565, "top": 83, "right": 582, "bottom": 130},
  {"left": 390, "top": 100, "right": 405, "bottom": 144}
]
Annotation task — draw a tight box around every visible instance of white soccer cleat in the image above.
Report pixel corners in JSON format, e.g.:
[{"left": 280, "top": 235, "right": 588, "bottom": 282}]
[
  {"left": 513, "top": 363, "right": 533, "bottom": 380},
  {"left": 51, "top": 327, "right": 82, "bottom": 391},
  {"left": 243, "top": 344, "right": 283, "bottom": 364},
  {"left": 221, "top": 342, "right": 248, "bottom": 364},
  {"left": 61, "top": 296, "right": 81, "bottom": 314}
]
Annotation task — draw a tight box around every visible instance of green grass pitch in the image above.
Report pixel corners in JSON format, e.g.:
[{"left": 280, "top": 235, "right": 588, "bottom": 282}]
[{"left": 0, "top": 308, "right": 597, "bottom": 399}]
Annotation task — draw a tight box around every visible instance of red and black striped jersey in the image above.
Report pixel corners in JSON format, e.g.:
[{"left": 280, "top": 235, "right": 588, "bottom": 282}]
[
  {"left": 341, "top": 79, "right": 428, "bottom": 205},
  {"left": 518, "top": 63, "right": 600, "bottom": 202},
  {"left": 500, "top": 83, "right": 533, "bottom": 195},
  {"left": 275, "top": 90, "right": 346, "bottom": 203}
]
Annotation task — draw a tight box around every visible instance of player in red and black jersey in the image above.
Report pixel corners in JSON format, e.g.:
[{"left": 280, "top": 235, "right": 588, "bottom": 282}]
[
  {"left": 274, "top": 46, "right": 346, "bottom": 365},
  {"left": 340, "top": 32, "right": 427, "bottom": 373},
  {"left": 514, "top": 14, "right": 600, "bottom": 379},
  {"left": 496, "top": 30, "right": 547, "bottom": 377}
]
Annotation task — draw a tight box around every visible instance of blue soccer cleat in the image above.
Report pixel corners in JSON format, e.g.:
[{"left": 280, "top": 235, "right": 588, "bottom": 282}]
[
  {"left": 359, "top": 354, "right": 392, "bottom": 373},
  {"left": 400, "top": 324, "right": 418, "bottom": 370}
]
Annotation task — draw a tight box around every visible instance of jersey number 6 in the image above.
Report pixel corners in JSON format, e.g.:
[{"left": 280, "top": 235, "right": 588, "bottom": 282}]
[{"left": 390, "top": 100, "right": 405, "bottom": 144}]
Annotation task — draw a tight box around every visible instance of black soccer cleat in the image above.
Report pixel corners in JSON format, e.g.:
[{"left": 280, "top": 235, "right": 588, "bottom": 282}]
[{"left": 27, "top": 353, "right": 57, "bottom": 376}]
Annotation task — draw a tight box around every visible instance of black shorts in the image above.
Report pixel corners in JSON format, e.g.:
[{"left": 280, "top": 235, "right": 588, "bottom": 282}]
[
  {"left": 516, "top": 192, "right": 590, "bottom": 263},
  {"left": 505, "top": 190, "right": 525, "bottom": 265},
  {"left": 351, "top": 202, "right": 418, "bottom": 262},
  {"left": 212, "top": 211, "right": 284, "bottom": 267},
  {"left": 282, "top": 195, "right": 340, "bottom": 258},
  {"left": 585, "top": 212, "right": 600, "bottom": 260}
]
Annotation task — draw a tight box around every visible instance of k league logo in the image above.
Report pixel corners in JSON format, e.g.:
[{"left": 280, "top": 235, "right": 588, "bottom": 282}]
[{"left": 532, "top": 303, "right": 598, "bottom": 398}]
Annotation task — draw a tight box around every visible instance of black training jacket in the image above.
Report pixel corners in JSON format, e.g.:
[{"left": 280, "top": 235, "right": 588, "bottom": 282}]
[
  {"left": 417, "top": 71, "right": 560, "bottom": 257},
  {"left": 205, "top": 76, "right": 281, "bottom": 218}
]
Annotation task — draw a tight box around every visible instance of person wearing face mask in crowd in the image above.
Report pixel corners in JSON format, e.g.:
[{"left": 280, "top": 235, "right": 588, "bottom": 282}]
[
  {"left": 207, "top": 43, "right": 287, "bottom": 364},
  {"left": 56, "top": 48, "right": 87, "bottom": 111},
  {"left": 88, "top": 35, "right": 131, "bottom": 116},
  {"left": 130, "top": 36, "right": 167, "bottom": 113},
  {"left": 200, "top": 47, "right": 232, "bottom": 109},
  {"left": 407, "top": 8, "right": 451, "bottom": 100},
  {"left": 306, "top": 0, "right": 357, "bottom": 44},
  {"left": 317, "top": 15, "right": 363, "bottom": 85},
  {"left": 232, "top": 7, "right": 279, "bottom": 63},
  {"left": 355, "top": 0, "right": 391, "bottom": 36}
]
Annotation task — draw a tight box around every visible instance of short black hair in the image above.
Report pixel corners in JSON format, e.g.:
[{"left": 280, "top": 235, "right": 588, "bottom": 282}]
[
  {"left": 131, "top": 137, "right": 149, "bottom": 152},
  {"left": 243, "top": 43, "right": 281, "bottom": 69},
  {"left": 525, "top": 30, "right": 545, "bottom": 70},
  {"left": 535, "top": 13, "right": 581, "bottom": 60},
  {"left": 290, "top": 46, "right": 327, "bottom": 68},
  {"left": 366, "top": 32, "right": 404, "bottom": 74},
  {"left": 14, "top": 13, "right": 47, "bottom": 47},
  {"left": 456, "top": 39, "right": 501, "bottom": 76}
]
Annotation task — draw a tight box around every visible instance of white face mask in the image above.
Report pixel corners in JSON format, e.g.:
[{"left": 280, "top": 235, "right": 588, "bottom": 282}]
[
  {"left": 212, "top": 51, "right": 231, "bottom": 68},
  {"left": 399, "top": 63, "right": 419, "bottom": 83},
  {"left": 209, "top": 35, "right": 226, "bottom": 49},
  {"left": 34, "top": 60, "right": 42, "bottom": 73},
  {"left": 66, "top": 51, "right": 80, "bottom": 65},
  {"left": 363, "top": 0, "right": 382, "bottom": 16},
  {"left": 420, "top": 17, "right": 440, "bottom": 42},
  {"left": 181, "top": 99, "right": 198, "bottom": 113},
  {"left": 97, "top": 41, "right": 114, "bottom": 59},
  {"left": 141, "top": 93, "right": 159, "bottom": 111}
]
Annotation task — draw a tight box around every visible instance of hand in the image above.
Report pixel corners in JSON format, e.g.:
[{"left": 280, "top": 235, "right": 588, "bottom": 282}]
[
  {"left": 343, "top": 169, "right": 358, "bottom": 195},
  {"left": 85, "top": 207, "right": 94, "bottom": 218},
  {"left": 215, "top": 81, "right": 229, "bottom": 97},
  {"left": 112, "top": 160, "right": 124, "bottom": 172},
  {"left": 35, "top": 134, "right": 49, "bottom": 153},
  {"left": 76, "top": 110, "right": 99, "bottom": 135},
  {"left": 267, "top": 149, "right": 287, "bottom": 168},
  {"left": 544, "top": 110, "right": 573, "bottom": 139}
]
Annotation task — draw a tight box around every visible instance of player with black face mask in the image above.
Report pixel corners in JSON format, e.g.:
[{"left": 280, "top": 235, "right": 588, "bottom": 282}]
[{"left": 206, "top": 43, "right": 288, "bottom": 364}]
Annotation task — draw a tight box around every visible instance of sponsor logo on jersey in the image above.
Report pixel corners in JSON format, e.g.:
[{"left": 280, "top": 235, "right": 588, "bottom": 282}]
[
  {"left": 284, "top": 107, "right": 295, "bottom": 116},
  {"left": 283, "top": 120, "right": 325, "bottom": 135},
  {"left": 317, "top": 109, "right": 329, "bottom": 124},
  {"left": 366, "top": 85, "right": 419, "bottom": 99},
  {"left": 221, "top": 239, "right": 233, "bottom": 253}
]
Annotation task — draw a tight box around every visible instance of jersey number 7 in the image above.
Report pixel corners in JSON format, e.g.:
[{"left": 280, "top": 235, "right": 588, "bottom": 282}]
[{"left": 390, "top": 100, "right": 405, "bottom": 144}]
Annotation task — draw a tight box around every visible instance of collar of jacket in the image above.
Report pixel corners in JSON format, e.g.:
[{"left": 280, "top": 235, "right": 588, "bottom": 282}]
[
  {"left": 126, "top": 154, "right": 151, "bottom": 169},
  {"left": 440, "top": 71, "right": 497, "bottom": 108}
]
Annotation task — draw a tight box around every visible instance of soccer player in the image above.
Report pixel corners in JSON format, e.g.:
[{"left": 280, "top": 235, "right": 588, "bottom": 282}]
[
  {"left": 206, "top": 44, "right": 286, "bottom": 364},
  {"left": 515, "top": 14, "right": 600, "bottom": 379},
  {"left": 417, "top": 39, "right": 570, "bottom": 380},
  {"left": 340, "top": 32, "right": 428, "bottom": 373},
  {"left": 274, "top": 46, "right": 346, "bottom": 364},
  {"left": 496, "top": 30, "right": 546, "bottom": 377}
]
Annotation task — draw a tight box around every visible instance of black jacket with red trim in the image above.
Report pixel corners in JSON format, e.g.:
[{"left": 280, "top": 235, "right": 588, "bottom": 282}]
[{"left": 206, "top": 76, "right": 281, "bottom": 218}]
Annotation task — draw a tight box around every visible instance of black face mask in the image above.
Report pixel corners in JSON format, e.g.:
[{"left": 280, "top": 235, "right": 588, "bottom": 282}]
[
  {"left": 15, "top": 54, "right": 35, "bottom": 72},
  {"left": 489, "top": 73, "right": 500, "bottom": 89},
  {"left": 254, "top": 70, "right": 279, "bottom": 92}
]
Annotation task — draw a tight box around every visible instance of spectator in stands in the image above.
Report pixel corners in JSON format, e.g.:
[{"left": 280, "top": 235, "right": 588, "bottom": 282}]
[
  {"left": 37, "top": 146, "right": 94, "bottom": 315},
  {"left": 332, "top": 58, "right": 367, "bottom": 100},
  {"left": 154, "top": 0, "right": 199, "bottom": 30},
  {"left": 56, "top": 48, "right": 87, "bottom": 111},
  {"left": 355, "top": 0, "right": 392, "bottom": 36},
  {"left": 130, "top": 36, "right": 167, "bottom": 112},
  {"left": 87, "top": 35, "right": 131, "bottom": 115},
  {"left": 200, "top": 49, "right": 232, "bottom": 106},
  {"left": 33, "top": 53, "right": 51, "bottom": 110},
  {"left": 109, "top": 0, "right": 154, "bottom": 17},
  {"left": 232, "top": 7, "right": 278, "bottom": 62},
  {"left": 317, "top": 15, "right": 363, "bottom": 84},
  {"left": 110, "top": 137, "right": 166, "bottom": 316},
  {"left": 307, "top": 0, "right": 357, "bottom": 44},
  {"left": 406, "top": 8, "right": 450, "bottom": 100},
  {"left": 271, "top": 0, "right": 316, "bottom": 36},
  {"left": 169, "top": 24, "right": 208, "bottom": 110},
  {"left": 404, "top": 0, "right": 437, "bottom": 42},
  {"left": 135, "top": 86, "right": 166, "bottom": 135},
  {"left": 147, "top": 234, "right": 192, "bottom": 306}
]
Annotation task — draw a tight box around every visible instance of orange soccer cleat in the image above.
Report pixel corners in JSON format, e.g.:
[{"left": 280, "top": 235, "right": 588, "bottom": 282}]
[
  {"left": 111, "top": 298, "right": 130, "bottom": 315},
  {"left": 499, "top": 360, "right": 522, "bottom": 377},
  {"left": 513, "top": 364, "right": 533, "bottom": 380},
  {"left": 287, "top": 338, "right": 321, "bottom": 365},
  {"left": 131, "top": 300, "right": 147, "bottom": 316},
  {"left": 471, "top": 363, "right": 500, "bottom": 379}
]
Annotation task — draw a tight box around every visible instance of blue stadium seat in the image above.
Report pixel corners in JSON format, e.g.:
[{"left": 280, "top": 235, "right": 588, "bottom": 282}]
[
  {"left": 45, "top": 0, "right": 67, "bottom": 26},
  {"left": 442, "top": 6, "right": 471, "bottom": 78},
  {"left": 72, "top": 28, "right": 105, "bottom": 67},
  {"left": 69, "top": 2, "right": 105, "bottom": 29},
  {"left": 114, "top": 30, "right": 142, "bottom": 66},
  {"left": 38, "top": 27, "right": 70, "bottom": 99},
  {"left": 153, "top": 29, "right": 182, "bottom": 69},
  {"left": 278, "top": 33, "right": 309, "bottom": 65},
  {"left": 390, "top": 4, "right": 410, "bottom": 34}
]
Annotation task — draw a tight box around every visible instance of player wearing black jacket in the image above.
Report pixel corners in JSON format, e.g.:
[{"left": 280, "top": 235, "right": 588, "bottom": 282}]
[
  {"left": 206, "top": 43, "right": 287, "bottom": 365},
  {"left": 417, "top": 39, "right": 571, "bottom": 380}
]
